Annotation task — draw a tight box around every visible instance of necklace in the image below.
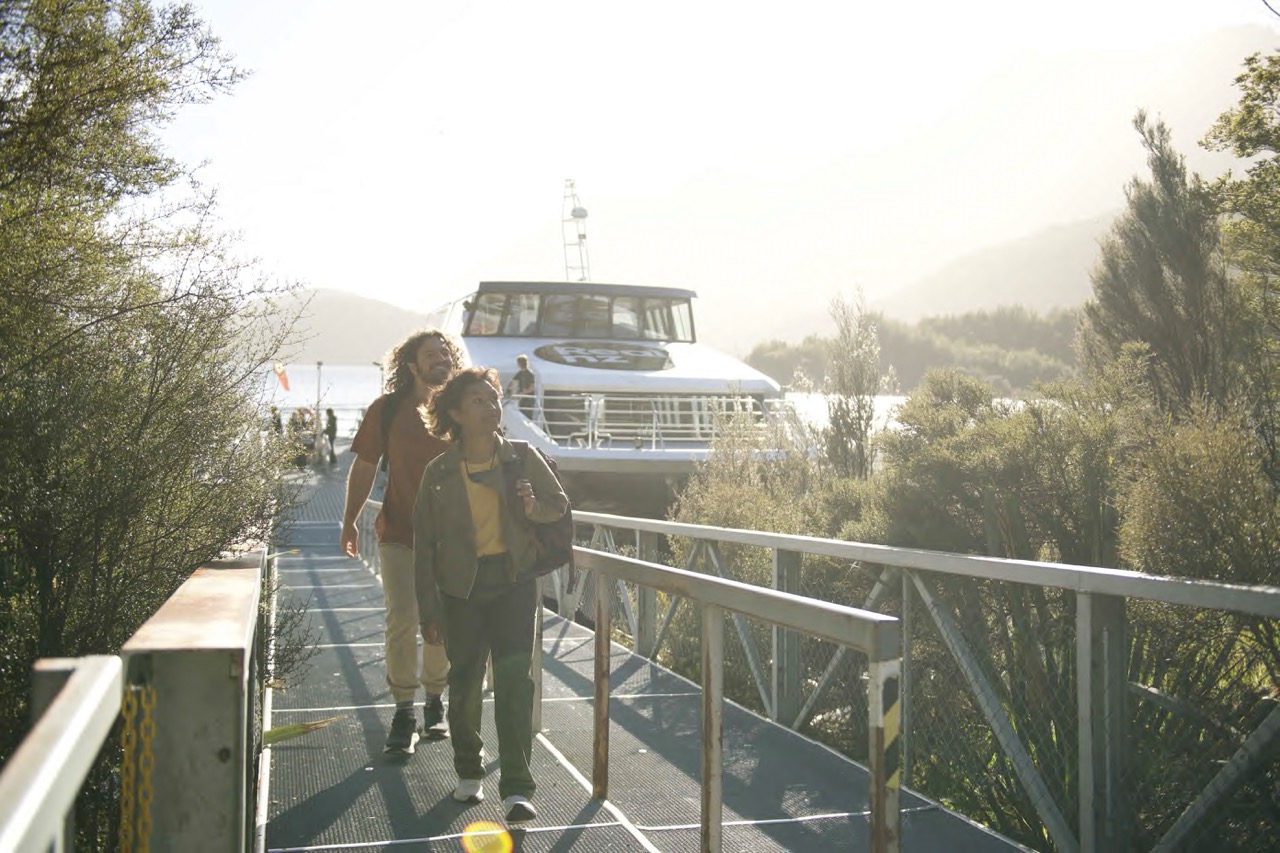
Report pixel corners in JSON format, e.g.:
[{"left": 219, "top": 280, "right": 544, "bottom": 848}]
[{"left": 464, "top": 450, "right": 497, "bottom": 483}]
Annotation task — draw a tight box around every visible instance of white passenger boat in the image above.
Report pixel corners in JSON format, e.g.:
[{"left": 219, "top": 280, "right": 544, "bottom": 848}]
[{"left": 426, "top": 281, "right": 782, "bottom": 510}]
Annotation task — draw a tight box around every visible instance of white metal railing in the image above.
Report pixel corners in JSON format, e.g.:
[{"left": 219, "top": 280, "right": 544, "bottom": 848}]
[
  {"left": 0, "top": 656, "right": 123, "bottom": 852},
  {"left": 566, "top": 511, "right": 1280, "bottom": 853},
  {"left": 535, "top": 392, "right": 767, "bottom": 448},
  {"left": 0, "top": 549, "right": 267, "bottom": 852},
  {"left": 575, "top": 547, "right": 902, "bottom": 853}
]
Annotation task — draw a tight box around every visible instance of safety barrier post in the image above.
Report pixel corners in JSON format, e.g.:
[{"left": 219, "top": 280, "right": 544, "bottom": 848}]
[
  {"left": 701, "top": 604, "right": 725, "bottom": 853},
  {"left": 121, "top": 553, "right": 262, "bottom": 852},
  {"left": 771, "top": 548, "right": 802, "bottom": 726},
  {"left": 868, "top": 656, "right": 902, "bottom": 853},
  {"left": 592, "top": 570, "right": 612, "bottom": 799}
]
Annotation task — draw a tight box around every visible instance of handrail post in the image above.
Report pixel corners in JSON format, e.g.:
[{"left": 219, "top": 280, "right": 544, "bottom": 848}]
[
  {"left": 31, "top": 659, "right": 80, "bottom": 851},
  {"left": 1077, "top": 592, "right": 1129, "bottom": 852},
  {"left": 122, "top": 553, "right": 262, "bottom": 852},
  {"left": 592, "top": 568, "right": 611, "bottom": 799},
  {"left": 701, "top": 604, "right": 724, "bottom": 853},
  {"left": 636, "top": 531, "right": 660, "bottom": 657},
  {"left": 771, "top": 548, "right": 802, "bottom": 726},
  {"left": 868, "top": 654, "right": 901, "bottom": 853}
]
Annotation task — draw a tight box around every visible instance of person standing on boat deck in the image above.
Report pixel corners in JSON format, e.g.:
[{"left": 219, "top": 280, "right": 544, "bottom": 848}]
[
  {"left": 414, "top": 367, "right": 567, "bottom": 824},
  {"left": 506, "top": 354, "right": 536, "bottom": 419},
  {"left": 324, "top": 408, "right": 338, "bottom": 464},
  {"left": 341, "top": 330, "right": 460, "bottom": 754}
]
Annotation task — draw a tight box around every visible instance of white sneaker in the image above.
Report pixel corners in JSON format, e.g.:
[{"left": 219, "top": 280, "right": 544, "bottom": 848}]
[
  {"left": 503, "top": 794, "right": 537, "bottom": 824},
  {"left": 453, "top": 779, "right": 484, "bottom": 803}
]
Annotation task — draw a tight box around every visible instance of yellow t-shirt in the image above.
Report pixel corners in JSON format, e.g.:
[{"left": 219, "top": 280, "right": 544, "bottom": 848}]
[{"left": 460, "top": 456, "right": 505, "bottom": 556}]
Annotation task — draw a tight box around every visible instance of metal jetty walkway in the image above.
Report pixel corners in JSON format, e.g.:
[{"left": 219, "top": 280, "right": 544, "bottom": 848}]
[{"left": 263, "top": 451, "right": 1025, "bottom": 852}]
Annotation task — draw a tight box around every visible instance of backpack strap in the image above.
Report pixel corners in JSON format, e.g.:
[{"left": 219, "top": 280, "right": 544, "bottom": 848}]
[
  {"left": 377, "top": 390, "right": 404, "bottom": 470},
  {"left": 503, "top": 440, "right": 531, "bottom": 503}
]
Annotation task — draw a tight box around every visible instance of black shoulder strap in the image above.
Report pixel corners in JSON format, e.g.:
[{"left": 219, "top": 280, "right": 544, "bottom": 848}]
[
  {"left": 378, "top": 389, "right": 404, "bottom": 448},
  {"left": 379, "top": 391, "right": 404, "bottom": 464}
]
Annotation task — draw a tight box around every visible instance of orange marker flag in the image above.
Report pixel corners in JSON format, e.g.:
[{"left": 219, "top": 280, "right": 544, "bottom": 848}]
[{"left": 273, "top": 363, "right": 290, "bottom": 392}]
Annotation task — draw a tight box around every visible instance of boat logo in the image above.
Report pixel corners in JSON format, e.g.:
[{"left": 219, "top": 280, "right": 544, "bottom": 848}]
[{"left": 534, "top": 342, "right": 673, "bottom": 371}]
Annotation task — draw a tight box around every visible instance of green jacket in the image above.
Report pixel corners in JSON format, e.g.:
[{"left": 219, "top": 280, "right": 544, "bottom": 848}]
[{"left": 413, "top": 435, "right": 568, "bottom": 623}]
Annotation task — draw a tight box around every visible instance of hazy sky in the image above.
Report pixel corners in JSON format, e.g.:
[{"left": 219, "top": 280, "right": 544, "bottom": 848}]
[{"left": 170, "top": 1, "right": 1280, "bottom": 350}]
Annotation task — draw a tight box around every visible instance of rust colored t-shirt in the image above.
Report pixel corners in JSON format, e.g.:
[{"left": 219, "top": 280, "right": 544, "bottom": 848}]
[{"left": 350, "top": 393, "right": 450, "bottom": 549}]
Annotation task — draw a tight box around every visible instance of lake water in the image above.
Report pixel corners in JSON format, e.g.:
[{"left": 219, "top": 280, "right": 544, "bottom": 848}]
[{"left": 264, "top": 363, "right": 383, "bottom": 437}]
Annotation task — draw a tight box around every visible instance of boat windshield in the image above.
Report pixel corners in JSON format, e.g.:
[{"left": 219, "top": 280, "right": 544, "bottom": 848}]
[{"left": 464, "top": 290, "right": 695, "bottom": 342}]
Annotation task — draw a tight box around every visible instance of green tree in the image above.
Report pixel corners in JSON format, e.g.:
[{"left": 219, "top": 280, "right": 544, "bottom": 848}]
[
  {"left": 1203, "top": 50, "right": 1280, "bottom": 475},
  {"left": 0, "top": 0, "right": 298, "bottom": 799},
  {"left": 823, "top": 292, "right": 894, "bottom": 479},
  {"left": 1080, "top": 111, "right": 1249, "bottom": 415}
]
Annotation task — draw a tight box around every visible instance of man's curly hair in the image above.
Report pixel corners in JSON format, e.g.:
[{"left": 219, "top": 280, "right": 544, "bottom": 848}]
[{"left": 382, "top": 330, "right": 464, "bottom": 396}]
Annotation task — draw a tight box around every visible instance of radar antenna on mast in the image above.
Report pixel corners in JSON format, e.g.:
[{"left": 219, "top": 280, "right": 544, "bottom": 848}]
[{"left": 562, "top": 179, "right": 590, "bottom": 282}]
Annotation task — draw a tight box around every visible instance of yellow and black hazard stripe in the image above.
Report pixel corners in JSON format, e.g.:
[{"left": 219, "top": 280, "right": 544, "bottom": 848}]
[{"left": 882, "top": 671, "right": 901, "bottom": 791}]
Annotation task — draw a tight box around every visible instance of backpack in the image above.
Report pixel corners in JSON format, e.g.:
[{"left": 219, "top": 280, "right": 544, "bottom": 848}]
[{"left": 503, "top": 440, "right": 574, "bottom": 577}]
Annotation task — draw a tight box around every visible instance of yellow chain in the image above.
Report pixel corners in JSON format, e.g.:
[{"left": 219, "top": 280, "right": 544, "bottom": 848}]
[
  {"left": 137, "top": 685, "right": 156, "bottom": 852},
  {"left": 118, "top": 688, "right": 138, "bottom": 853}
]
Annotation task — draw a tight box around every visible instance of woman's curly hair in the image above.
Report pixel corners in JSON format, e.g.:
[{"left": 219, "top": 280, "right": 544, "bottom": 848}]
[
  {"left": 426, "top": 366, "right": 502, "bottom": 441},
  {"left": 382, "top": 330, "right": 464, "bottom": 396}
]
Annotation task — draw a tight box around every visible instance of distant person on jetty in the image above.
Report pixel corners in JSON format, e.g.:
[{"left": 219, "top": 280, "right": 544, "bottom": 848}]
[
  {"left": 506, "top": 354, "right": 536, "bottom": 418},
  {"left": 324, "top": 408, "right": 338, "bottom": 465},
  {"left": 269, "top": 406, "right": 283, "bottom": 435},
  {"left": 341, "top": 330, "right": 461, "bottom": 754},
  {"left": 414, "top": 366, "right": 568, "bottom": 824}
]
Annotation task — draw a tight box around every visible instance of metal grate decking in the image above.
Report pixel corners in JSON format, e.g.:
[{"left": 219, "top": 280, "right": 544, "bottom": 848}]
[{"left": 263, "top": 449, "right": 1029, "bottom": 852}]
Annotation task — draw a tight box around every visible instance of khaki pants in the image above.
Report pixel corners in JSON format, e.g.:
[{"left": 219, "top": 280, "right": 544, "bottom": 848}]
[{"left": 380, "top": 543, "right": 449, "bottom": 702}]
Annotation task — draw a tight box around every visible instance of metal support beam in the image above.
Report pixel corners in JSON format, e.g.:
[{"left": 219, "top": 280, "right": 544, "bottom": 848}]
[
  {"left": 901, "top": 570, "right": 913, "bottom": 790},
  {"left": 1077, "top": 592, "right": 1129, "bottom": 852},
  {"left": 1155, "top": 697, "right": 1280, "bottom": 850},
  {"left": 868, "top": 658, "right": 902, "bottom": 853},
  {"left": 772, "top": 549, "right": 802, "bottom": 726},
  {"left": 701, "top": 604, "right": 725, "bottom": 853},
  {"left": 912, "top": 572, "right": 1078, "bottom": 853},
  {"left": 592, "top": 570, "right": 612, "bottom": 799},
  {"left": 636, "top": 531, "right": 660, "bottom": 657}
]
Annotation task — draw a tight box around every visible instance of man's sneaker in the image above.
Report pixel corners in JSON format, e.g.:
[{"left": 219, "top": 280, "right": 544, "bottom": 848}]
[
  {"left": 453, "top": 779, "right": 484, "bottom": 803},
  {"left": 503, "top": 795, "right": 537, "bottom": 824},
  {"left": 383, "top": 707, "right": 419, "bottom": 754},
  {"left": 423, "top": 694, "right": 448, "bottom": 740}
]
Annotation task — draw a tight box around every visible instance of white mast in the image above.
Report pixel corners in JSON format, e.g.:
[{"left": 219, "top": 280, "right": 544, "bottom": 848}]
[{"left": 562, "top": 179, "right": 590, "bottom": 282}]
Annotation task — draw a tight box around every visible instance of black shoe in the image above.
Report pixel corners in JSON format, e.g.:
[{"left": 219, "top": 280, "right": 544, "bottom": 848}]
[
  {"left": 423, "top": 694, "right": 448, "bottom": 740},
  {"left": 384, "top": 707, "right": 419, "bottom": 754}
]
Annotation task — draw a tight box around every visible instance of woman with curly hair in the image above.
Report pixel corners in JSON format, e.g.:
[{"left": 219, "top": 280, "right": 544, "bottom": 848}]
[{"left": 413, "top": 366, "right": 568, "bottom": 825}]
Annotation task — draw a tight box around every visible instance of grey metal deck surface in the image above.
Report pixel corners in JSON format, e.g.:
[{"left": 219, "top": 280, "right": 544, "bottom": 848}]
[{"left": 264, "top": 450, "right": 1029, "bottom": 852}]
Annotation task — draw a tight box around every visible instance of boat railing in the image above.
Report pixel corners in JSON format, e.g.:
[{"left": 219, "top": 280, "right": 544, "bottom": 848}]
[
  {"left": 535, "top": 392, "right": 767, "bottom": 448},
  {"left": 0, "top": 549, "right": 268, "bottom": 852}
]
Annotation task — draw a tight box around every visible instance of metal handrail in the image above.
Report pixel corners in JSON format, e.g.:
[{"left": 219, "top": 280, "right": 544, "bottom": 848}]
[
  {"left": 0, "top": 549, "right": 266, "bottom": 852},
  {"left": 573, "top": 511, "right": 1280, "bottom": 619},
  {"left": 569, "top": 511, "right": 1280, "bottom": 853},
  {"left": 575, "top": 548, "right": 902, "bottom": 853},
  {"left": 0, "top": 656, "right": 123, "bottom": 852}
]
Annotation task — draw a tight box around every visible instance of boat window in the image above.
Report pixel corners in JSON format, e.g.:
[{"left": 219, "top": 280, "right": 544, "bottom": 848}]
[
  {"left": 501, "top": 293, "right": 541, "bottom": 335},
  {"left": 611, "top": 297, "right": 642, "bottom": 338},
  {"left": 579, "top": 295, "right": 610, "bottom": 337},
  {"left": 670, "top": 299, "right": 694, "bottom": 341},
  {"left": 541, "top": 294, "right": 576, "bottom": 337},
  {"left": 642, "top": 301, "right": 674, "bottom": 340},
  {"left": 466, "top": 292, "right": 506, "bottom": 335}
]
